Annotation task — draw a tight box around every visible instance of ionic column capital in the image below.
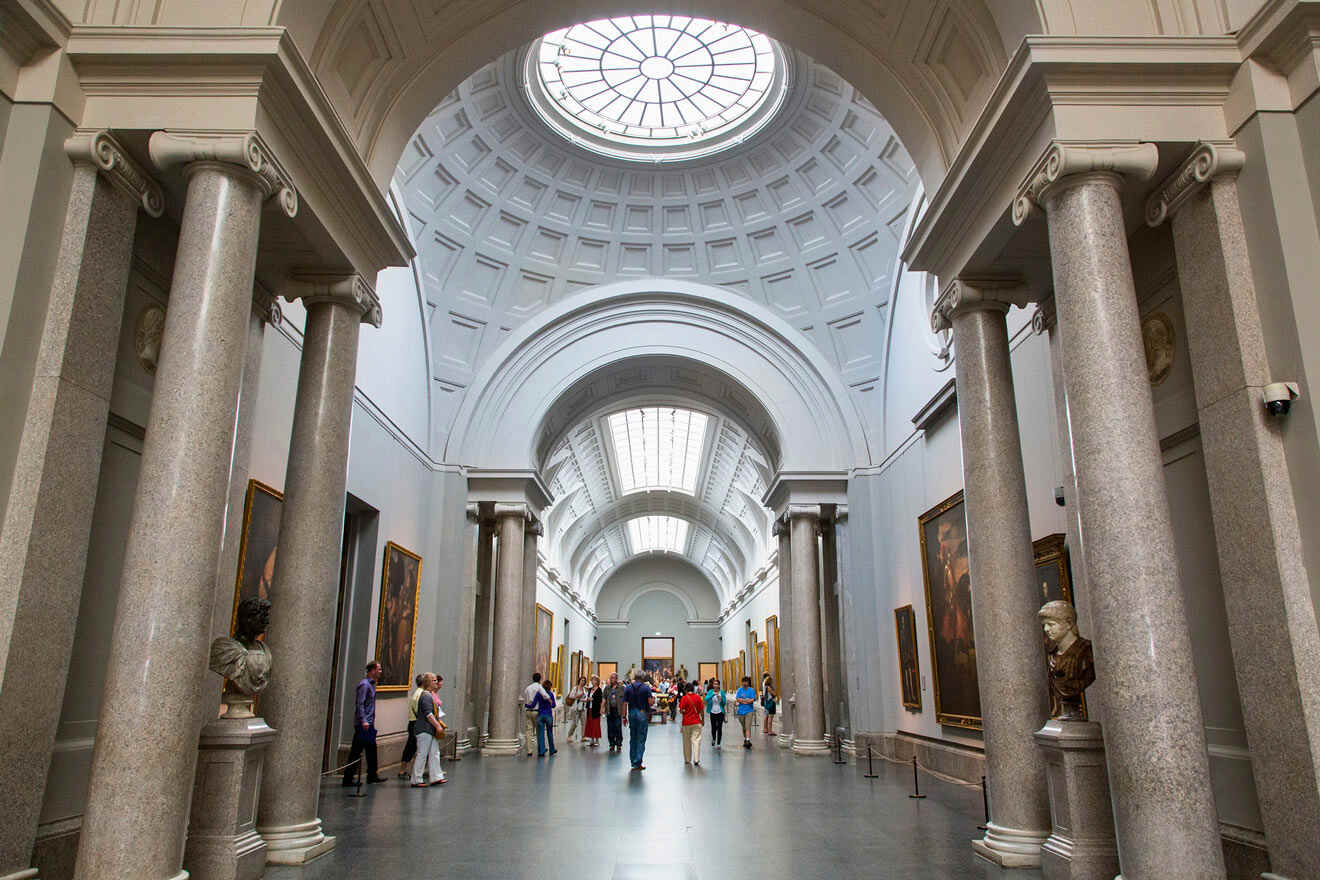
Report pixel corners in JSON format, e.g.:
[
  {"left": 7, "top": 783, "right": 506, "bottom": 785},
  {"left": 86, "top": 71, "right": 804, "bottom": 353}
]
[
  {"left": 1031, "top": 296, "right": 1057, "bottom": 336},
  {"left": 64, "top": 129, "right": 164, "bottom": 218},
  {"left": 1145, "top": 140, "right": 1246, "bottom": 227},
  {"left": 286, "top": 273, "right": 383, "bottom": 327},
  {"left": 148, "top": 130, "right": 298, "bottom": 218},
  {"left": 253, "top": 282, "right": 283, "bottom": 326},
  {"left": 492, "top": 502, "right": 530, "bottom": 521},
  {"left": 931, "top": 277, "right": 1030, "bottom": 333},
  {"left": 466, "top": 503, "right": 481, "bottom": 523},
  {"left": 526, "top": 520, "right": 544, "bottom": 538},
  {"left": 772, "top": 518, "right": 790, "bottom": 539},
  {"left": 833, "top": 505, "right": 848, "bottom": 525},
  {"left": 787, "top": 503, "right": 824, "bottom": 522},
  {"left": 1013, "top": 141, "right": 1159, "bottom": 225}
]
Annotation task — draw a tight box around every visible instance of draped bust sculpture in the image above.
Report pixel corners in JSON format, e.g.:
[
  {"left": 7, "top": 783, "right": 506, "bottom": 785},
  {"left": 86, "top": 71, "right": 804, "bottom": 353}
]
[
  {"left": 210, "top": 597, "right": 273, "bottom": 718},
  {"left": 1039, "top": 600, "right": 1094, "bottom": 721}
]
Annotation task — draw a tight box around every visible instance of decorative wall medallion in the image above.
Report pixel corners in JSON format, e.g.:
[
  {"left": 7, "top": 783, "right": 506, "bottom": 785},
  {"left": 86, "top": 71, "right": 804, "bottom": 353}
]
[
  {"left": 1141, "top": 311, "right": 1175, "bottom": 385},
  {"left": 135, "top": 305, "right": 166, "bottom": 374}
]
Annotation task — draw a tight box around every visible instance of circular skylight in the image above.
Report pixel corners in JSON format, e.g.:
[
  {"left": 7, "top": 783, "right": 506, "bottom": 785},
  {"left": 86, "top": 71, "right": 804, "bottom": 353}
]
[{"left": 526, "top": 15, "right": 788, "bottom": 162}]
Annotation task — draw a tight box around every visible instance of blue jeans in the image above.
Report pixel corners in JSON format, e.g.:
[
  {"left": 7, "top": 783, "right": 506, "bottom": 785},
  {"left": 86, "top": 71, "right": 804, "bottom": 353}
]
[
  {"left": 607, "top": 712, "right": 623, "bottom": 747},
  {"left": 536, "top": 714, "right": 556, "bottom": 755},
  {"left": 628, "top": 708, "right": 649, "bottom": 766}
]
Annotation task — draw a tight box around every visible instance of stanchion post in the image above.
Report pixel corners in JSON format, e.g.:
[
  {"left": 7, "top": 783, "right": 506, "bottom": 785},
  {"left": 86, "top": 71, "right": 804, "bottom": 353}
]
[
  {"left": 348, "top": 754, "right": 366, "bottom": 798},
  {"left": 833, "top": 726, "right": 846, "bottom": 764},
  {"left": 977, "top": 775, "right": 989, "bottom": 830},
  {"left": 864, "top": 745, "right": 878, "bottom": 779},
  {"left": 908, "top": 754, "right": 926, "bottom": 799}
]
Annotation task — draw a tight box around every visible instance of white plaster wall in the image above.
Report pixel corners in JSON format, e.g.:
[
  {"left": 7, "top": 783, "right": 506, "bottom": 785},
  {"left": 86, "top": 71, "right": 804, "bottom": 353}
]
[
  {"left": 596, "top": 591, "right": 720, "bottom": 677},
  {"left": 718, "top": 569, "right": 782, "bottom": 680},
  {"left": 535, "top": 566, "right": 598, "bottom": 682},
  {"left": 593, "top": 556, "right": 722, "bottom": 675}
]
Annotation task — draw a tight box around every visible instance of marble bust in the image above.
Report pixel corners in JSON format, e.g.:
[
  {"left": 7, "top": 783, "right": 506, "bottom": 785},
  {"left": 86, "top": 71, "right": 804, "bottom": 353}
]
[
  {"left": 210, "top": 597, "right": 273, "bottom": 718},
  {"left": 1039, "top": 600, "right": 1094, "bottom": 721}
]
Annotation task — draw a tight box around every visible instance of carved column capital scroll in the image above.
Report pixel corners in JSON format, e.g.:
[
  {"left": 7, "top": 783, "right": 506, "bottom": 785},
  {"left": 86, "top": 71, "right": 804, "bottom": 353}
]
[
  {"left": 286, "top": 273, "right": 383, "bottom": 327},
  {"left": 252, "top": 282, "right": 284, "bottom": 326},
  {"left": 931, "top": 277, "right": 1030, "bottom": 333},
  {"left": 772, "top": 517, "right": 790, "bottom": 539},
  {"left": 492, "top": 502, "right": 530, "bottom": 521},
  {"left": 1013, "top": 142, "right": 1159, "bottom": 226},
  {"left": 1145, "top": 141, "right": 1246, "bottom": 227},
  {"left": 148, "top": 130, "right": 298, "bottom": 218},
  {"left": 64, "top": 129, "right": 164, "bottom": 218},
  {"left": 1031, "top": 296, "right": 1057, "bottom": 336},
  {"left": 466, "top": 503, "right": 481, "bottom": 523}
]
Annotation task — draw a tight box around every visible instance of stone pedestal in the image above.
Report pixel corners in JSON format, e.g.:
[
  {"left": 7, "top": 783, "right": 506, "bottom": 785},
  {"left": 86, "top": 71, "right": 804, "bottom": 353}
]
[
  {"left": 1033, "top": 720, "right": 1120, "bottom": 880},
  {"left": 183, "top": 717, "right": 277, "bottom": 880}
]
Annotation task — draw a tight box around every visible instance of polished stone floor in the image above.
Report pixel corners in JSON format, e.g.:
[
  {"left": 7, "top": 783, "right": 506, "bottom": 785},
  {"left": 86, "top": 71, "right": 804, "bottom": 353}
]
[{"left": 273, "top": 721, "right": 1042, "bottom": 880}]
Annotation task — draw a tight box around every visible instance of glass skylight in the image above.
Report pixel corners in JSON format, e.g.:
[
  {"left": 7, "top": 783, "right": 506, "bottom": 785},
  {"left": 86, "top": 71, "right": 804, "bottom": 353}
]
[
  {"left": 528, "top": 15, "right": 787, "bottom": 162},
  {"left": 626, "top": 515, "right": 690, "bottom": 555},
  {"left": 608, "top": 407, "right": 709, "bottom": 495}
]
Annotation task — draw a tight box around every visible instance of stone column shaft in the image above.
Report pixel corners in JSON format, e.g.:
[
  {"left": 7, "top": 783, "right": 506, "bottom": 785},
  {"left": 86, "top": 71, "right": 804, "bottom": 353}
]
[
  {"left": 257, "top": 273, "right": 379, "bottom": 865},
  {"left": 469, "top": 516, "right": 495, "bottom": 742},
  {"left": 1017, "top": 142, "right": 1225, "bottom": 880},
  {"left": 789, "top": 505, "right": 828, "bottom": 755},
  {"left": 521, "top": 521, "right": 541, "bottom": 685},
  {"left": 483, "top": 504, "right": 527, "bottom": 755},
  {"left": 832, "top": 507, "right": 853, "bottom": 738},
  {"left": 76, "top": 130, "right": 294, "bottom": 880},
  {"left": 1151, "top": 142, "right": 1320, "bottom": 880},
  {"left": 773, "top": 518, "right": 794, "bottom": 748},
  {"left": 0, "top": 131, "right": 160, "bottom": 880},
  {"left": 451, "top": 503, "right": 481, "bottom": 752},
  {"left": 819, "top": 515, "right": 844, "bottom": 736},
  {"left": 934, "top": 279, "right": 1051, "bottom": 866}
]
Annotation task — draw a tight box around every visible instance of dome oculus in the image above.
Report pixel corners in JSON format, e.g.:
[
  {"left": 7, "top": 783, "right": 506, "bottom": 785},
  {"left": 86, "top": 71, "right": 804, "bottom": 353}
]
[{"left": 528, "top": 15, "right": 787, "bottom": 162}]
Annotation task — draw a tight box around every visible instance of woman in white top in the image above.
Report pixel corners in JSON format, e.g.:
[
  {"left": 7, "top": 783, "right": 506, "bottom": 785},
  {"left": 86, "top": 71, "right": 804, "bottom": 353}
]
[{"left": 566, "top": 676, "right": 588, "bottom": 743}]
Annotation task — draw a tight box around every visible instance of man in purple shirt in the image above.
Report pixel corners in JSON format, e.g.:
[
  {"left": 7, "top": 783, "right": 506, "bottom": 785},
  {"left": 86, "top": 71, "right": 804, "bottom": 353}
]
[{"left": 343, "top": 660, "right": 385, "bottom": 786}]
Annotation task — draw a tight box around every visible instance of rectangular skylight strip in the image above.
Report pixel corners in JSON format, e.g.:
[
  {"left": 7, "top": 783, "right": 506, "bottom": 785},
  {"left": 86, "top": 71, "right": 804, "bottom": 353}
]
[
  {"left": 625, "top": 515, "right": 689, "bottom": 555},
  {"left": 607, "top": 407, "right": 709, "bottom": 495}
]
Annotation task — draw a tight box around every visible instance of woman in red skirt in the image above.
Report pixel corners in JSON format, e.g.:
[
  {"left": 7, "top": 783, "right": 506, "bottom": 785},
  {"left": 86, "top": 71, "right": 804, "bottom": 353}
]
[{"left": 583, "top": 675, "right": 603, "bottom": 747}]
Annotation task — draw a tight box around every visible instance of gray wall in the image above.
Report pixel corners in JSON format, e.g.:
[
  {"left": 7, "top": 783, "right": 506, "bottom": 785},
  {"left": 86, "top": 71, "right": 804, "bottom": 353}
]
[{"left": 594, "top": 556, "right": 722, "bottom": 676}]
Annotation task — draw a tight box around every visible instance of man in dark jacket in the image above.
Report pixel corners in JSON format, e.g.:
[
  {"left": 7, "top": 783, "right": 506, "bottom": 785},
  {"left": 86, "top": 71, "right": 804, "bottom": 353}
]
[{"left": 343, "top": 660, "right": 385, "bottom": 785}]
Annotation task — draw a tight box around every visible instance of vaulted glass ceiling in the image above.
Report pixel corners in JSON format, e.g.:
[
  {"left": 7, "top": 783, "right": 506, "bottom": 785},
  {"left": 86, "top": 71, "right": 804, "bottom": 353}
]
[
  {"left": 625, "top": 515, "right": 689, "bottom": 554},
  {"left": 608, "top": 407, "right": 708, "bottom": 494}
]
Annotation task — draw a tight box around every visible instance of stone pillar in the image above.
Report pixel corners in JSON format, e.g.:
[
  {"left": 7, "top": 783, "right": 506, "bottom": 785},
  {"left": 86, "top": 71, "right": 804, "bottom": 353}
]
[
  {"left": 932, "top": 277, "right": 1051, "bottom": 867},
  {"left": 0, "top": 130, "right": 161, "bottom": 880},
  {"left": 819, "top": 510, "right": 844, "bottom": 737},
  {"left": 832, "top": 506, "right": 854, "bottom": 740},
  {"left": 452, "top": 503, "right": 481, "bottom": 752},
  {"left": 255, "top": 273, "right": 379, "bottom": 865},
  {"left": 75, "top": 131, "right": 295, "bottom": 880},
  {"left": 773, "top": 517, "right": 795, "bottom": 748},
  {"left": 789, "top": 505, "right": 828, "bottom": 755},
  {"left": 521, "top": 519, "right": 542, "bottom": 685},
  {"left": 1014, "top": 141, "right": 1226, "bottom": 880},
  {"left": 1148, "top": 141, "right": 1320, "bottom": 880},
  {"left": 482, "top": 503, "right": 527, "bottom": 755},
  {"left": 469, "top": 511, "right": 496, "bottom": 744}
]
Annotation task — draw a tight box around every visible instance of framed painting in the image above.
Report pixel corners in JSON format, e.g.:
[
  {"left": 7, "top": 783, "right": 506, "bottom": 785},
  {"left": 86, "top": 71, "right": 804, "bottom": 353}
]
[
  {"left": 534, "top": 604, "right": 554, "bottom": 680},
  {"left": 894, "top": 604, "right": 922, "bottom": 710},
  {"left": 748, "top": 630, "right": 758, "bottom": 683},
  {"left": 570, "top": 652, "right": 581, "bottom": 691},
  {"left": 739, "top": 650, "right": 746, "bottom": 683},
  {"left": 919, "top": 490, "right": 981, "bottom": 729},
  {"left": 375, "top": 541, "right": 422, "bottom": 692},
  {"left": 641, "top": 636, "right": 674, "bottom": 680},
  {"left": 554, "top": 644, "right": 566, "bottom": 691},
  {"left": 597, "top": 661, "right": 618, "bottom": 682},
  {"left": 698, "top": 661, "right": 717, "bottom": 683},
  {"left": 1032, "top": 533, "right": 1075, "bottom": 606},
  {"left": 765, "top": 616, "right": 780, "bottom": 686},
  {"left": 230, "top": 479, "right": 283, "bottom": 633},
  {"left": 549, "top": 661, "right": 559, "bottom": 692},
  {"left": 757, "top": 643, "right": 768, "bottom": 686},
  {"left": 583, "top": 656, "right": 591, "bottom": 681}
]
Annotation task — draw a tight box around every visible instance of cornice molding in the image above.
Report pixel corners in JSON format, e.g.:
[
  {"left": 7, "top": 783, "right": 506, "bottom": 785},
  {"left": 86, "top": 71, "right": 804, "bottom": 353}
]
[
  {"left": 149, "top": 130, "right": 297, "bottom": 218},
  {"left": 931, "top": 277, "right": 1029, "bottom": 333},
  {"left": 64, "top": 128, "right": 163, "bottom": 217},
  {"left": 1144, "top": 140, "right": 1247, "bottom": 227},
  {"left": 1012, "top": 141, "right": 1160, "bottom": 226},
  {"left": 287, "top": 272, "right": 383, "bottom": 327}
]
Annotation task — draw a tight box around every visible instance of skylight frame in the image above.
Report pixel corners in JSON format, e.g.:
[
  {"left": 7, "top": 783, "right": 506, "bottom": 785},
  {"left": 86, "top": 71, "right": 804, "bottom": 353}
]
[
  {"left": 606, "top": 406, "right": 710, "bottom": 496},
  {"left": 625, "top": 514, "right": 690, "bottom": 555}
]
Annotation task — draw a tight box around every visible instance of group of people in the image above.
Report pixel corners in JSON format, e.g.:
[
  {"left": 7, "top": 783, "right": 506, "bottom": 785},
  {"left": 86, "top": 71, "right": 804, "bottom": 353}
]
[{"left": 342, "top": 660, "right": 450, "bottom": 789}]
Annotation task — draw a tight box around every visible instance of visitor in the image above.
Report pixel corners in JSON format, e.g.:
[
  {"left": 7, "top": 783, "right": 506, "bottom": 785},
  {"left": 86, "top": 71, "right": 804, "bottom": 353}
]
[
  {"left": 343, "top": 660, "right": 385, "bottom": 785},
  {"left": 705, "top": 680, "right": 726, "bottom": 749},
  {"left": 566, "top": 676, "right": 588, "bottom": 743},
  {"left": 625, "top": 671, "right": 655, "bottom": 770},
  {"left": 762, "top": 676, "right": 778, "bottom": 737},
  {"left": 668, "top": 677, "right": 679, "bottom": 721},
  {"left": 534, "top": 679, "right": 558, "bottom": 757},
  {"left": 603, "top": 672, "right": 626, "bottom": 752},
  {"left": 679, "top": 682, "right": 705, "bottom": 766},
  {"left": 735, "top": 676, "right": 757, "bottom": 749},
  {"left": 410, "top": 673, "right": 447, "bottom": 787},
  {"left": 584, "top": 675, "right": 603, "bottom": 747},
  {"left": 398, "top": 671, "right": 426, "bottom": 777},
  {"left": 522, "top": 672, "right": 550, "bottom": 757}
]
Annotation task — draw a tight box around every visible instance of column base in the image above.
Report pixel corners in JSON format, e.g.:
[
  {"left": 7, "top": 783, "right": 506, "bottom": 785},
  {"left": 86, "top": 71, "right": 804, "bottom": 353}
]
[
  {"left": 257, "top": 819, "right": 335, "bottom": 866},
  {"left": 1, "top": 870, "right": 40, "bottom": 880},
  {"left": 481, "top": 738, "right": 520, "bottom": 756},
  {"left": 791, "top": 738, "right": 830, "bottom": 756},
  {"left": 777, "top": 733, "right": 792, "bottom": 749},
  {"left": 972, "top": 823, "right": 1048, "bottom": 868}
]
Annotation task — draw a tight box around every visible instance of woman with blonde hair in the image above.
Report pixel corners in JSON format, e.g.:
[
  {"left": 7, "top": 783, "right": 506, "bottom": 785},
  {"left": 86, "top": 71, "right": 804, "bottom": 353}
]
[
  {"left": 583, "top": 675, "right": 603, "bottom": 747},
  {"left": 566, "top": 676, "right": 588, "bottom": 743}
]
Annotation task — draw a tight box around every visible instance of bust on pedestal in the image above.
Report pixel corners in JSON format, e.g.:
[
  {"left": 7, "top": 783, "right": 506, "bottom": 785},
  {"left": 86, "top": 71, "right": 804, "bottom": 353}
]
[
  {"left": 1033, "top": 601, "right": 1119, "bottom": 880},
  {"left": 183, "top": 598, "right": 278, "bottom": 880}
]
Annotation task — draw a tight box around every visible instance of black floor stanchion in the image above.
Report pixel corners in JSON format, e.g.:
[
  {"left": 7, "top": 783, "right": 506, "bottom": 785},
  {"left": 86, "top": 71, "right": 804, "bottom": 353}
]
[
  {"left": 833, "top": 727, "right": 846, "bottom": 764},
  {"left": 977, "top": 775, "right": 989, "bottom": 830},
  {"left": 864, "top": 745, "right": 878, "bottom": 779},
  {"left": 348, "top": 758, "right": 366, "bottom": 798},
  {"left": 908, "top": 755, "right": 926, "bottom": 799}
]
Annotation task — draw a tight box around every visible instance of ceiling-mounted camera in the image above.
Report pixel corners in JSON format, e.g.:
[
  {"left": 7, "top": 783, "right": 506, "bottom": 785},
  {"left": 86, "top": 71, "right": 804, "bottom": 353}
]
[{"left": 1263, "top": 382, "right": 1301, "bottom": 416}]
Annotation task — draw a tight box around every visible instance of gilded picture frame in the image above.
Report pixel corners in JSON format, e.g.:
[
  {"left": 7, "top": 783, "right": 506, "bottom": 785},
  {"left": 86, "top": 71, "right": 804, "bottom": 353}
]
[
  {"left": 534, "top": 603, "right": 554, "bottom": 681},
  {"left": 554, "top": 644, "right": 566, "bottom": 692},
  {"left": 1032, "top": 533, "right": 1075, "bottom": 606},
  {"left": 698, "top": 661, "right": 718, "bottom": 683},
  {"left": 894, "top": 604, "right": 922, "bottom": 710},
  {"left": 765, "top": 615, "right": 780, "bottom": 686},
  {"left": 919, "top": 490, "right": 982, "bottom": 729},
  {"left": 374, "top": 541, "right": 423, "bottom": 692},
  {"left": 230, "top": 479, "right": 283, "bottom": 633}
]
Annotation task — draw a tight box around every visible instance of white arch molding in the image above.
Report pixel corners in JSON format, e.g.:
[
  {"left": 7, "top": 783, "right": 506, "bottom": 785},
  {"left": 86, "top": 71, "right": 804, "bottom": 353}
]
[
  {"left": 446, "top": 278, "right": 871, "bottom": 472},
  {"left": 616, "top": 582, "right": 702, "bottom": 622}
]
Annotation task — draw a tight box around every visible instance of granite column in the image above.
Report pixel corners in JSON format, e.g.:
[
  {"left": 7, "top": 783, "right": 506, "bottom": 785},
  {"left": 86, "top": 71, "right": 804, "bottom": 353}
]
[
  {"left": 256, "top": 273, "right": 380, "bottom": 865},
  {"left": 522, "top": 520, "right": 542, "bottom": 684},
  {"left": 468, "top": 511, "right": 496, "bottom": 744},
  {"left": 452, "top": 503, "right": 482, "bottom": 752},
  {"left": 773, "top": 518, "right": 795, "bottom": 748},
  {"left": 1015, "top": 142, "right": 1225, "bottom": 879},
  {"left": 1149, "top": 141, "right": 1320, "bottom": 880},
  {"left": 819, "top": 511, "right": 844, "bottom": 737},
  {"left": 831, "top": 506, "right": 853, "bottom": 741},
  {"left": 0, "top": 131, "right": 162, "bottom": 880},
  {"left": 74, "top": 131, "right": 296, "bottom": 880},
  {"left": 789, "top": 505, "right": 828, "bottom": 755},
  {"left": 933, "top": 278, "right": 1051, "bottom": 867},
  {"left": 483, "top": 504, "right": 527, "bottom": 755}
]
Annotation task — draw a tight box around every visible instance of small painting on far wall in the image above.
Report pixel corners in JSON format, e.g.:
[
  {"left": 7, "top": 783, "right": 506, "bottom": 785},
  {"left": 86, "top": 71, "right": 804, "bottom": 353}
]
[
  {"left": 374, "top": 541, "right": 422, "bottom": 692},
  {"left": 569, "top": 652, "right": 581, "bottom": 692},
  {"left": 894, "top": 604, "right": 922, "bottom": 711},
  {"left": 231, "top": 479, "right": 283, "bottom": 633},
  {"left": 534, "top": 604, "right": 554, "bottom": 681},
  {"left": 597, "top": 661, "right": 618, "bottom": 683},
  {"left": 919, "top": 490, "right": 982, "bottom": 729},
  {"left": 1033, "top": 533, "right": 1075, "bottom": 606},
  {"left": 698, "top": 661, "right": 718, "bottom": 683},
  {"left": 765, "top": 616, "right": 780, "bottom": 687}
]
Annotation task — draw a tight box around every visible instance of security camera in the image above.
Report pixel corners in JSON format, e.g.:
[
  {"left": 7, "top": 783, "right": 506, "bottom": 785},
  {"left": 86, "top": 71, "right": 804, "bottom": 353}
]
[
  {"left": 1263, "top": 382, "right": 1301, "bottom": 416},
  {"left": 1053, "top": 486, "right": 1066, "bottom": 507}
]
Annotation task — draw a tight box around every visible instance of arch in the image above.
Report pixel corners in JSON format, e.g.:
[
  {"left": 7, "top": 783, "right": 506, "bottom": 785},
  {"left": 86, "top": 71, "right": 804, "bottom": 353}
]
[
  {"left": 446, "top": 278, "right": 870, "bottom": 472},
  {"left": 594, "top": 555, "right": 723, "bottom": 618},
  {"left": 619, "top": 584, "right": 700, "bottom": 621}
]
